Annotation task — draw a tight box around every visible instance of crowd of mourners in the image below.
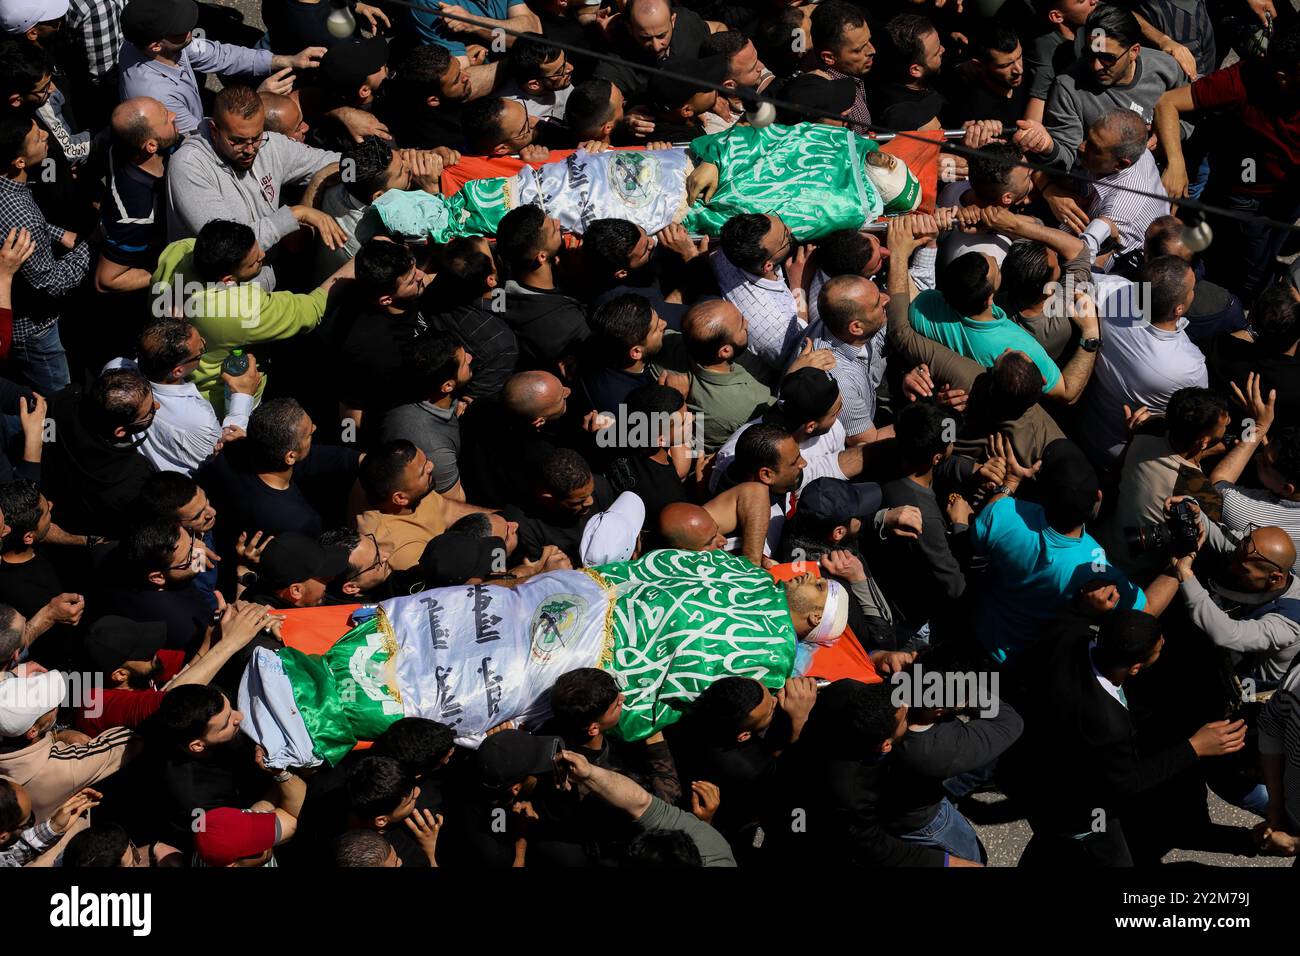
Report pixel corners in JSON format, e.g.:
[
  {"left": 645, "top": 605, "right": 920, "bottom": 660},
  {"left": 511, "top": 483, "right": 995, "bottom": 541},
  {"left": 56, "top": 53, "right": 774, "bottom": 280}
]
[{"left": 0, "top": 0, "right": 1299, "bottom": 870}]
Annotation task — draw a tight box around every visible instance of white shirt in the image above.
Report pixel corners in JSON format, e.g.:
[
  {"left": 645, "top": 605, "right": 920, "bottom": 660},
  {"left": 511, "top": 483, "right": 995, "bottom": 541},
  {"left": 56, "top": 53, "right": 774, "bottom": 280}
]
[
  {"left": 500, "top": 82, "right": 573, "bottom": 122},
  {"left": 711, "top": 249, "right": 806, "bottom": 379},
  {"left": 709, "top": 417, "right": 848, "bottom": 495},
  {"left": 1089, "top": 640, "right": 1128, "bottom": 709},
  {"left": 1078, "top": 274, "right": 1208, "bottom": 460},
  {"left": 1076, "top": 151, "right": 1170, "bottom": 270},
  {"left": 103, "top": 358, "right": 255, "bottom": 475}
]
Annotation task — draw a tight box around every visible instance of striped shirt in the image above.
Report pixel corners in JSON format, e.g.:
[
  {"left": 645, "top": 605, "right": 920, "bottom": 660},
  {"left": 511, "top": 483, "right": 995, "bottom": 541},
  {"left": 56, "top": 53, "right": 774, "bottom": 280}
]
[
  {"left": 805, "top": 323, "right": 887, "bottom": 438},
  {"left": 1217, "top": 482, "right": 1300, "bottom": 574},
  {"left": 1257, "top": 664, "right": 1300, "bottom": 831},
  {"left": 1076, "top": 150, "right": 1170, "bottom": 269}
]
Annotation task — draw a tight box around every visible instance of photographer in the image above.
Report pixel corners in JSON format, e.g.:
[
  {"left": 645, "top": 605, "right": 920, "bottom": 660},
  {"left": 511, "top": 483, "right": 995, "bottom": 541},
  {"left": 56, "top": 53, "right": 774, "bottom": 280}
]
[{"left": 1166, "top": 497, "right": 1300, "bottom": 688}]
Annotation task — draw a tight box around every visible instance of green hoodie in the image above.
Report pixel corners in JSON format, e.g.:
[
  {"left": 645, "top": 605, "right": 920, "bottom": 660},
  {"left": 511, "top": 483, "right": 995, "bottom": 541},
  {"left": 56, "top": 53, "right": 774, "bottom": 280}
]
[{"left": 152, "top": 238, "right": 328, "bottom": 416}]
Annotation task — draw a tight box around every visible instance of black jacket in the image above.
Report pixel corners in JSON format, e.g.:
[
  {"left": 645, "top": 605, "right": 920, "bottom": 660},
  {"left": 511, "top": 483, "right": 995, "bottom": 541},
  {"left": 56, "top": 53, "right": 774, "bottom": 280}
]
[
  {"left": 44, "top": 382, "right": 155, "bottom": 538},
  {"left": 762, "top": 743, "right": 947, "bottom": 868},
  {"left": 1003, "top": 627, "right": 1199, "bottom": 834}
]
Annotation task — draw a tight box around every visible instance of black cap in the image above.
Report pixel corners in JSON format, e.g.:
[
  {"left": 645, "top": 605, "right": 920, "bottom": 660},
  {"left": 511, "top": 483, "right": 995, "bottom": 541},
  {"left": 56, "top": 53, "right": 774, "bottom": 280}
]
[
  {"left": 85, "top": 616, "right": 168, "bottom": 674},
  {"left": 1038, "top": 438, "right": 1099, "bottom": 514},
  {"left": 775, "top": 74, "right": 856, "bottom": 125},
  {"left": 476, "top": 730, "right": 563, "bottom": 788},
  {"left": 256, "top": 532, "right": 351, "bottom": 592},
  {"left": 798, "top": 477, "right": 882, "bottom": 528},
  {"left": 777, "top": 367, "right": 840, "bottom": 423},
  {"left": 418, "top": 533, "right": 505, "bottom": 587},
  {"left": 121, "top": 0, "right": 199, "bottom": 48},
  {"left": 648, "top": 54, "right": 728, "bottom": 109},
  {"left": 320, "top": 36, "right": 390, "bottom": 95}
]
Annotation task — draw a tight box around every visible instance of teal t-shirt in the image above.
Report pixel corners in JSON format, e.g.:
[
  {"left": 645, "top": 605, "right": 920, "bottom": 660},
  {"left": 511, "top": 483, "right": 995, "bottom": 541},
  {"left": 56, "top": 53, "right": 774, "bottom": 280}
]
[
  {"left": 972, "top": 496, "right": 1146, "bottom": 662},
  {"left": 909, "top": 289, "right": 1061, "bottom": 392}
]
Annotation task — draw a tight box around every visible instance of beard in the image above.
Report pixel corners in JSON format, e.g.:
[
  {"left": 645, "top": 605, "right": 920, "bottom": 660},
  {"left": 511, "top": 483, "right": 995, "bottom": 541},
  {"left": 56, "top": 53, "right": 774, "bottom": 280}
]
[{"left": 126, "top": 660, "right": 164, "bottom": 690}]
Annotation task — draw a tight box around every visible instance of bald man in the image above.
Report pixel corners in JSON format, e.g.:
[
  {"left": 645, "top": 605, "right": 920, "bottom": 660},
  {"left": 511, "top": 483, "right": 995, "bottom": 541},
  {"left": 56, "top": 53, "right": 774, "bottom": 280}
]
[
  {"left": 649, "top": 300, "right": 772, "bottom": 453},
  {"left": 596, "top": 0, "right": 724, "bottom": 112},
  {"left": 503, "top": 370, "right": 571, "bottom": 428},
  {"left": 808, "top": 274, "right": 894, "bottom": 446},
  {"left": 658, "top": 484, "right": 772, "bottom": 567},
  {"left": 1169, "top": 510, "right": 1300, "bottom": 685},
  {"left": 458, "top": 371, "right": 581, "bottom": 510},
  {"left": 260, "top": 93, "right": 308, "bottom": 143},
  {"left": 98, "top": 96, "right": 183, "bottom": 294}
]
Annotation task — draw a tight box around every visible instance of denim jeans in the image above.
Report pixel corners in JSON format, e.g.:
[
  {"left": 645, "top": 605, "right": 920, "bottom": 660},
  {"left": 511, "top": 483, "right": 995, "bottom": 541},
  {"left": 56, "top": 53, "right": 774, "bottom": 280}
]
[
  {"left": 898, "top": 796, "right": 986, "bottom": 863},
  {"left": 11, "top": 321, "right": 71, "bottom": 396}
]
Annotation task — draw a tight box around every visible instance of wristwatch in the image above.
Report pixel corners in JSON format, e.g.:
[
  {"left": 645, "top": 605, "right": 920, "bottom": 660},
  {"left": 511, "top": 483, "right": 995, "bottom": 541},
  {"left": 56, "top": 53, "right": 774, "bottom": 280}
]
[
  {"left": 1079, "top": 336, "right": 1103, "bottom": 353},
  {"left": 992, "top": 484, "right": 1016, "bottom": 498}
]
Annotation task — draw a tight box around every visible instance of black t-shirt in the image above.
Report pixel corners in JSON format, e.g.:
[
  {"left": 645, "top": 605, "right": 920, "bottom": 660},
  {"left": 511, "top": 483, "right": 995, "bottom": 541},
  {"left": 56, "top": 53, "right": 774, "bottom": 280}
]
[
  {"left": 939, "top": 69, "right": 1031, "bottom": 130},
  {"left": 198, "top": 442, "right": 361, "bottom": 544},
  {"left": 0, "top": 553, "right": 79, "bottom": 668},
  {"left": 501, "top": 285, "right": 590, "bottom": 372},
  {"left": 605, "top": 454, "right": 687, "bottom": 528},
  {"left": 95, "top": 582, "right": 213, "bottom": 656},
  {"left": 505, "top": 476, "right": 615, "bottom": 563},
  {"left": 1205, "top": 333, "right": 1300, "bottom": 429},
  {"left": 594, "top": 7, "right": 712, "bottom": 103},
  {"left": 377, "top": 97, "right": 466, "bottom": 151},
  {"left": 158, "top": 736, "right": 270, "bottom": 849},
  {"left": 874, "top": 82, "right": 947, "bottom": 131},
  {"left": 535, "top": 8, "right": 606, "bottom": 80},
  {"left": 323, "top": 297, "right": 431, "bottom": 413},
  {"left": 261, "top": 0, "right": 358, "bottom": 53},
  {"left": 0, "top": 553, "right": 64, "bottom": 619},
  {"left": 100, "top": 160, "right": 167, "bottom": 270}
]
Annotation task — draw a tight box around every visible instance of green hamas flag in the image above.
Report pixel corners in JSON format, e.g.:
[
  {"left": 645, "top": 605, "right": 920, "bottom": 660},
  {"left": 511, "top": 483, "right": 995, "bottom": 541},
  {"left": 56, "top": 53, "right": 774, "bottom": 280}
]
[
  {"left": 240, "top": 552, "right": 799, "bottom": 766},
  {"left": 681, "top": 122, "right": 886, "bottom": 240},
  {"left": 597, "top": 549, "right": 798, "bottom": 741}
]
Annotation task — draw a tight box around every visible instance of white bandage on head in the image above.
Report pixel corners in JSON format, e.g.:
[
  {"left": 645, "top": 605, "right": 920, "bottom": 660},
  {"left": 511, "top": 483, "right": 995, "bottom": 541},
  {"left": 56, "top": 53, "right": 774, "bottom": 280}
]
[{"left": 804, "top": 577, "right": 850, "bottom": 646}]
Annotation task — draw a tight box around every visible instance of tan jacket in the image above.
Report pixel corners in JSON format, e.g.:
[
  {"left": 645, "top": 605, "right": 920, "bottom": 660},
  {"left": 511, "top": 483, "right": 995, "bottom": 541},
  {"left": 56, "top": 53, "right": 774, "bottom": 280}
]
[{"left": 0, "top": 727, "right": 138, "bottom": 820}]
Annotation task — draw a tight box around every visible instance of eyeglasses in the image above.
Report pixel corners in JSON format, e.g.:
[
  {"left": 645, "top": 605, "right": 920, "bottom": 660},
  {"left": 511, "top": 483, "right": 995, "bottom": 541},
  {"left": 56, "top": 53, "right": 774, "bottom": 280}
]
[
  {"left": 1241, "top": 525, "right": 1290, "bottom": 575},
  {"left": 540, "top": 58, "right": 573, "bottom": 88},
  {"left": 346, "top": 532, "right": 385, "bottom": 582},
  {"left": 222, "top": 130, "right": 270, "bottom": 150},
  {"left": 169, "top": 527, "right": 198, "bottom": 571}
]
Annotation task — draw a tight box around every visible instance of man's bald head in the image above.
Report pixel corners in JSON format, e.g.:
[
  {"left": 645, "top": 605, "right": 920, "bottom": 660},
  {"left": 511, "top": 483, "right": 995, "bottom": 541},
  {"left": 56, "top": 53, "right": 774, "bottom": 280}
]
[
  {"left": 627, "top": 0, "right": 677, "bottom": 59},
  {"left": 260, "top": 93, "right": 306, "bottom": 142},
  {"left": 682, "top": 299, "right": 745, "bottom": 366},
  {"left": 110, "top": 96, "right": 179, "bottom": 155},
  {"left": 658, "top": 502, "right": 724, "bottom": 550},
  {"left": 1250, "top": 526, "right": 1295, "bottom": 572},
  {"left": 818, "top": 274, "right": 886, "bottom": 342},
  {"left": 503, "top": 371, "right": 568, "bottom": 424}
]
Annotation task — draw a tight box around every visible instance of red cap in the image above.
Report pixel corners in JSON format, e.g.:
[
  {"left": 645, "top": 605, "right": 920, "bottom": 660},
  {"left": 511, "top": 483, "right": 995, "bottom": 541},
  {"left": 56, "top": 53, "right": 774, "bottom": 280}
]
[{"left": 193, "top": 808, "right": 277, "bottom": 867}]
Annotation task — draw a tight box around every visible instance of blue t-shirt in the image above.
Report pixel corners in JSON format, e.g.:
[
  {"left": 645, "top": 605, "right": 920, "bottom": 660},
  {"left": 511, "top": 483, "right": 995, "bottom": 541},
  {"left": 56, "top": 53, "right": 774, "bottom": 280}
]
[
  {"left": 406, "top": 0, "right": 512, "bottom": 56},
  {"left": 972, "top": 496, "right": 1146, "bottom": 662},
  {"left": 909, "top": 289, "right": 1061, "bottom": 393}
]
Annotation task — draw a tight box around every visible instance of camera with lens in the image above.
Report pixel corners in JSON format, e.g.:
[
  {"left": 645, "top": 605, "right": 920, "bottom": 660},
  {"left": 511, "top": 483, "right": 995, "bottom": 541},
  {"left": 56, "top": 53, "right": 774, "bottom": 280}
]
[{"left": 1125, "top": 499, "right": 1200, "bottom": 558}]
